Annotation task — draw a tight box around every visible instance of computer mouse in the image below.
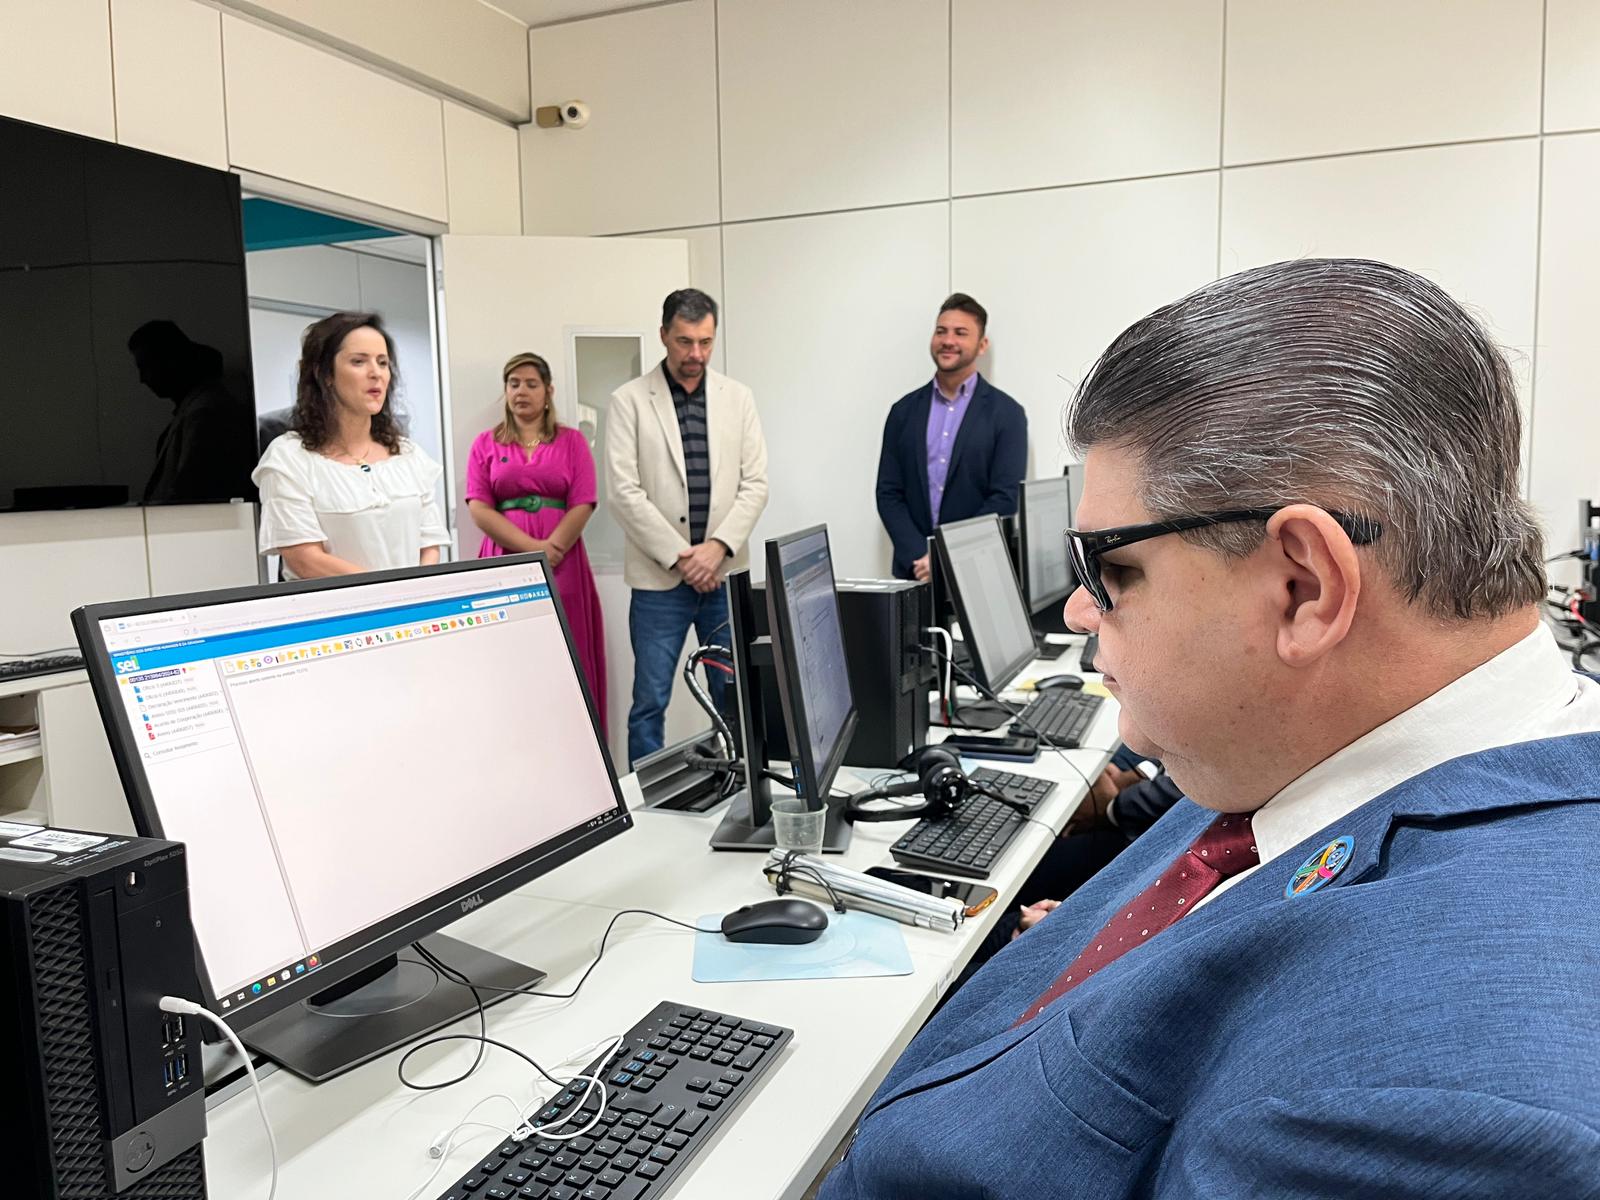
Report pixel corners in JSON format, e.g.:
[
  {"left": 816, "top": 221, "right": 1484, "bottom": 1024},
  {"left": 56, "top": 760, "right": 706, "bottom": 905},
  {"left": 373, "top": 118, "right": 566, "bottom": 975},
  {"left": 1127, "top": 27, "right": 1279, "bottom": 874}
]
[
  {"left": 719, "top": 898, "right": 829, "bottom": 945},
  {"left": 1035, "top": 674, "right": 1085, "bottom": 691}
]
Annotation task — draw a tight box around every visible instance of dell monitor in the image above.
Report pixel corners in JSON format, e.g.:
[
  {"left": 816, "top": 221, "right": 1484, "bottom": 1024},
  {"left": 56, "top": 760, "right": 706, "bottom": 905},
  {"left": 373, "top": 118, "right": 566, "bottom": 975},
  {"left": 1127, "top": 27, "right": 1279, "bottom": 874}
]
[
  {"left": 1018, "top": 475, "right": 1077, "bottom": 617},
  {"left": 765, "top": 526, "right": 858, "bottom": 809},
  {"left": 933, "top": 514, "right": 1039, "bottom": 698},
  {"left": 73, "top": 555, "right": 630, "bottom": 1081},
  {"left": 711, "top": 529, "right": 856, "bottom": 852}
]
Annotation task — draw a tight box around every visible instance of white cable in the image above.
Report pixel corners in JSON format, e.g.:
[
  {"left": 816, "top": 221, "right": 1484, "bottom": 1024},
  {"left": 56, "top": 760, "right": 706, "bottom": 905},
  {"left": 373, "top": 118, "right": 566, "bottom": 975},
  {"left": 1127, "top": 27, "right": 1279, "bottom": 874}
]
[
  {"left": 405, "top": 1093, "right": 524, "bottom": 1200},
  {"left": 409, "top": 1031, "right": 625, "bottom": 1199},
  {"left": 517, "top": 1035, "right": 623, "bottom": 1141},
  {"left": 160, "top": 996, "right": 277, "bottom": 1200},
  {"left": 925, "top": 626, "right": 954, "bottom": 717}
]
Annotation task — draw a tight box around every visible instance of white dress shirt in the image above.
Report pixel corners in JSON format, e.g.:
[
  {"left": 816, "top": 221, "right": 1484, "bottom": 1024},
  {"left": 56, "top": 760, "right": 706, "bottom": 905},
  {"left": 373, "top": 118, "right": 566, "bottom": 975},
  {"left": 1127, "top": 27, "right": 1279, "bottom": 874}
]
[
  {"left": 1196, "top": 621, "right": 1600, "bottom": 909},
  {"left": 253, "top": 433, "right": 450, "bottom": 578}
]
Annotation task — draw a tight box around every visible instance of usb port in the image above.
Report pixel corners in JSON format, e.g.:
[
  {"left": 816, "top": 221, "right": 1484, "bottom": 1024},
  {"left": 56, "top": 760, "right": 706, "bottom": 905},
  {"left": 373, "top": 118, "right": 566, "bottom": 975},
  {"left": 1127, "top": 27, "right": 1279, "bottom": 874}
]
[
  {"left": 162, "top": 1058, "right": 176, "bottom": 1087},
  {"left": 173, "top": 1054, "right": 189, "bottom": 1083},
  {"left": 170, "top": 1014, "right": 185, "bottom": 1041}
]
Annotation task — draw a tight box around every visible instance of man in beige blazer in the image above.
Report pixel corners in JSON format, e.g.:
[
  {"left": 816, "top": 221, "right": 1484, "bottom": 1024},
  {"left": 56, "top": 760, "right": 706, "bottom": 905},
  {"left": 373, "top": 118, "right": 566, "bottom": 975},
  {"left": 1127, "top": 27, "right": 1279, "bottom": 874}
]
[{"left": 606, "top": 289, "right": 769, "bottom": 767}]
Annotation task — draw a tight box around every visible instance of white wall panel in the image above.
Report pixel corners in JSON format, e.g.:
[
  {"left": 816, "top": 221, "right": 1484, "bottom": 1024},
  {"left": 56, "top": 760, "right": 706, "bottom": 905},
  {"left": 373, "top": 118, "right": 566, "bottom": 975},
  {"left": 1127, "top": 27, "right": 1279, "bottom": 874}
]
[
  {"left": 722, "top": 203, "right": 949, "bottom": 579},
  {"left": 1546, "top": 0, "right": 1600, "bottom": 133},
  {"left": 632, "top": 227, "right": 725, "bottom": 372},
  {"left": 111, "top": 0, "right": 227, "bottom": 168},
  {"left": 223, "top": 16, "right": 448, "bottom": 222},
  {"left": 1531, "top": 133, "right": 1600, "bottom": 570},
  {"left": 1220, "top": 141, "right": 1541, "bottom": 411},
  {"left": 523, "top": 1, "right": 719, "bottom": 235},
  {"left": 0, "top": 0, "right": 115, "bottom": 140},
  {"left": 216, "top": 0, "right": 531, "bottom": 122},
  {"left": 444, "top": 102, "right": 522, "bottom": 235},
  {"left": 718, "top": 0, "right": 947, "bottom": 221},
  {"left": 0, "top": 510, "right": 148, "bottom": 652},
  {"left": 144, "top": 504, "right": 258, "bottom": 595},
  {"left": 1224, "top": 0, "right": 1542, "bottom": 165},
  {"left": 952, "top": 0, "right": 1223, "bottom": 196},
  {"left": 953, "top": 173, "right": 1221, "bottom": 473}
]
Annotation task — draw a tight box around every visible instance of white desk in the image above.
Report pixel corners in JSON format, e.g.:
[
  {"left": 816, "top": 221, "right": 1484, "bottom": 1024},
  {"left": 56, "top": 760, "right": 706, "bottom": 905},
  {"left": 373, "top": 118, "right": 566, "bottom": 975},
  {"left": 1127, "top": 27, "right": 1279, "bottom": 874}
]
[{"left": 204, "top": 645, "right": 1119, "bottom": 1199}]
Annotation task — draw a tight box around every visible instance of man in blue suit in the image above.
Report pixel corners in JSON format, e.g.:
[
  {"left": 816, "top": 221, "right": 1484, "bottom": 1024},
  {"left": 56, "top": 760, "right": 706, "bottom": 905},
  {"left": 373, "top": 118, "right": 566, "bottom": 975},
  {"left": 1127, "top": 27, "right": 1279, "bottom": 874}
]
[
  {"left": 823, "top": 260, "right": 1600, "bottom": 1198},
  {"left": 875, "top": 294, "right": 1028, "bottom": 581}
]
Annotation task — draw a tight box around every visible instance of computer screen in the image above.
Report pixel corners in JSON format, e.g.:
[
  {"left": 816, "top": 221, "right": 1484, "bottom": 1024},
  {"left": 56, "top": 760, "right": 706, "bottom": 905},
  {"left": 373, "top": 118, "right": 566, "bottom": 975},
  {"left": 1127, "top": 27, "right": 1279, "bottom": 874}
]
[
  {"left": 764, "top": 526, "right": 857, "bottom": 809},
  {"left": 1019, "top": 476, "right": 1075, "bottom": 613},
  {"left": 74, "top": 556, "right": 629, "bottom": 1076},
  {"left": 934, "top": 514, "right": 1039, "bottom": 693}
]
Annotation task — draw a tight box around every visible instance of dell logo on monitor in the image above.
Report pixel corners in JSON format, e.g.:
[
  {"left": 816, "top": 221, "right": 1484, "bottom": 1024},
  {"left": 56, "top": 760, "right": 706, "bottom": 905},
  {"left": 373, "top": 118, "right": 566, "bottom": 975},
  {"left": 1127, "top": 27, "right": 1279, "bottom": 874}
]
[{"left": 459, "top": 893, "right": 484, "bottom": 914}]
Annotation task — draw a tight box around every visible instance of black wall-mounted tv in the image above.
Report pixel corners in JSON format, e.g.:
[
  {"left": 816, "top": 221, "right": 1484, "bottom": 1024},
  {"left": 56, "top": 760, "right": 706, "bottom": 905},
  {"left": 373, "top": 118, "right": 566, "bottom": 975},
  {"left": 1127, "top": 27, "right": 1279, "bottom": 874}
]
[{"left": 0, "top": 115, "right": 257, "bottom": 512}]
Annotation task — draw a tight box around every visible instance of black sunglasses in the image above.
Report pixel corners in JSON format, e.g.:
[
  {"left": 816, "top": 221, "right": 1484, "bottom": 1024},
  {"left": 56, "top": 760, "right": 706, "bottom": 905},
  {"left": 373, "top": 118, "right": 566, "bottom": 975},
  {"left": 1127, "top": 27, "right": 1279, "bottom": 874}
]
[{"left": 1065, "top": 506, "right": 1383, "bottom": 612}]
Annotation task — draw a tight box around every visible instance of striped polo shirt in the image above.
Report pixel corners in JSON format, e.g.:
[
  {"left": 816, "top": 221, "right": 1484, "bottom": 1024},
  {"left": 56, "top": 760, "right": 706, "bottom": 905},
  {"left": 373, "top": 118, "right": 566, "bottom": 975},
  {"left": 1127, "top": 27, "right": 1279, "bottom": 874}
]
[{"left": 663, "top": 362, "right": 711, "bottom": 545}]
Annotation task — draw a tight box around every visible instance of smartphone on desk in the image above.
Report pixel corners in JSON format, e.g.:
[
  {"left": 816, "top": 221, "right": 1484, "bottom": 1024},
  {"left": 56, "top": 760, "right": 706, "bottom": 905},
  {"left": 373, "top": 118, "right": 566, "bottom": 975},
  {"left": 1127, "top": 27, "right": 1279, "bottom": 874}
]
[
  {"left": 865, "top": 866, "right": 1000, "bottom": 916},
  {"left": 937, "top": 729, "right": 1039, "bottom": 760}
]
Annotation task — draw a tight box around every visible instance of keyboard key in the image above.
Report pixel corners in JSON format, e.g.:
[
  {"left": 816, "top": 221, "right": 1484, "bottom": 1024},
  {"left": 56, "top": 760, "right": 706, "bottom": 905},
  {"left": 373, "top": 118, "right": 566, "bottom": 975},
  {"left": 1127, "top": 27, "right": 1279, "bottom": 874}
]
[
  {"left": 636, "top": 1163, "right": 664, "bottom": 1180},
  {"left": 675, "top": 1110, "right": 708, "bottom": 1136},
  {"left": 685, "top": 1076, "right": 711, "bottom": 1092}
]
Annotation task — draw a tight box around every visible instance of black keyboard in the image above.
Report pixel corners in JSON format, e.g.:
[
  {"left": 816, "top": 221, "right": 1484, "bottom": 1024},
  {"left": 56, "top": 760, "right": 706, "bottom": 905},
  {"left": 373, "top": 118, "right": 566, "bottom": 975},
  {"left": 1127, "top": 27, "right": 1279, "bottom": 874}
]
[
  {"left": 890, "top": 767, "right": 1058, "bottom": 879},
  {"left": 0, "top": 654, "right": 83, "bottom": 682},
  {"left": 436, "top": 1001, "right": 792, "bottom": 1200},
  {"left": 1012, "top": 689, "right": 1104, "bottom": 748}
]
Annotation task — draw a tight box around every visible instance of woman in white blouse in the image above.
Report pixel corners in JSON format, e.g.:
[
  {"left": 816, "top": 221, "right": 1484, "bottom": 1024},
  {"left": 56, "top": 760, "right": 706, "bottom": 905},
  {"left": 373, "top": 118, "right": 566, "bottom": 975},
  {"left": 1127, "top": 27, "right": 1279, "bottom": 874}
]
[{"left": 252, "top": 312, "right": 449, "bottom": 578}]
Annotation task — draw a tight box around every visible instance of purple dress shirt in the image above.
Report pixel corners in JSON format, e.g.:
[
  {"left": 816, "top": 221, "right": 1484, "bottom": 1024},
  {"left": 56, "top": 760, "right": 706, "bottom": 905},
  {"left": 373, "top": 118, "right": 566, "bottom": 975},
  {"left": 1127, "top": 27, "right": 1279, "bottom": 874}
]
[{"left": 926, "top": 373, "right": 977, "bottom": 524}]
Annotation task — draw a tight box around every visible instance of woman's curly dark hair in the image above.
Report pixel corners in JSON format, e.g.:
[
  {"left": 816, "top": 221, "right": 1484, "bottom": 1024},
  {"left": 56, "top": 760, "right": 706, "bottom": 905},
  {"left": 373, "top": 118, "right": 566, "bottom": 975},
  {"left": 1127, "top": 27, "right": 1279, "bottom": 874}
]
[{"left": 291, "top": 311, "right": 405, "bottom": 454}]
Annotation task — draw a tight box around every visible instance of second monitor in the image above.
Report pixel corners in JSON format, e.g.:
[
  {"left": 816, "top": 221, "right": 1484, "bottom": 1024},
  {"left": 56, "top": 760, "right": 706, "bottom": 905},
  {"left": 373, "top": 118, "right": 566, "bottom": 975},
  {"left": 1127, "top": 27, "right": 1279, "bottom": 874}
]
[{"left": 711, "top": 525, "right": 856, "bottom": 852}]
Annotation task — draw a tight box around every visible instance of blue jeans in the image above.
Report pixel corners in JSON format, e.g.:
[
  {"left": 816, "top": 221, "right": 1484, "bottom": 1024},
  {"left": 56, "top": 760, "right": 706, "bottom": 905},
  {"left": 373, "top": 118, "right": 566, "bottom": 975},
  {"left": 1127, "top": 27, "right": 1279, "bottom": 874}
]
[{"left": 628, "top": 582, "right": 730, "bottom": 769}]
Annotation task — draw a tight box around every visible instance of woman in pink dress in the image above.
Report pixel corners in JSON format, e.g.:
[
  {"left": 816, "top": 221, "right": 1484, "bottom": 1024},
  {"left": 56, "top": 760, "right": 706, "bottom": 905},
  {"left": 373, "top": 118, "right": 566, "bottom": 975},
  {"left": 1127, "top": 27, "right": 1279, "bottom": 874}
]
[{"left": 466, "top": 352, "right": 606, "bottom": 735}]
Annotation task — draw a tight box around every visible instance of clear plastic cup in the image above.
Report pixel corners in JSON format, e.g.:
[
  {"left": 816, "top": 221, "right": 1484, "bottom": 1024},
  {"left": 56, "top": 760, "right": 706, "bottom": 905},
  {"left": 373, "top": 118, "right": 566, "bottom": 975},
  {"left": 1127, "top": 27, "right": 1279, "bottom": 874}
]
[{"left": 770, "top": 797, "right": 826, "bottom": 857}]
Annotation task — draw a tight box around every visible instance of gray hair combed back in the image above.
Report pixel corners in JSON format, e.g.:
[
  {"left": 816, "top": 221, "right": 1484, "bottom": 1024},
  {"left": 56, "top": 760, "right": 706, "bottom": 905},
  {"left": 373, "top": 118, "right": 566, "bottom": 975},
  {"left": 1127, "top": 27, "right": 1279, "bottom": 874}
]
[{"left": 1065, "top": 258, "right": 1545, "bottom": 621}]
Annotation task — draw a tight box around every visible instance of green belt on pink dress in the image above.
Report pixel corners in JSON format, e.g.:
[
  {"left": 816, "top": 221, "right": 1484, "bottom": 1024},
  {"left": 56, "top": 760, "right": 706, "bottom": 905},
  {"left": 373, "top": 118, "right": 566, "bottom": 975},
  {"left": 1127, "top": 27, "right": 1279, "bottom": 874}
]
[{"left": 497, "top": 493, "right": 567, "bottom": 514}]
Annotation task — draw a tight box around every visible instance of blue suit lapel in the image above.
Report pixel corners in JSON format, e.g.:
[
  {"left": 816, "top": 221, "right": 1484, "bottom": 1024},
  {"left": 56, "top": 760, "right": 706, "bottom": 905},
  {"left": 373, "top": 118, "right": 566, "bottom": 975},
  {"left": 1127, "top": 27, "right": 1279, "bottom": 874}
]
[
  {"left": 909, "top": 386, "right": 933, "bottom": 528},
  {"left": 862, "top": 1006, "right": 1047, "bottom": 1122}
]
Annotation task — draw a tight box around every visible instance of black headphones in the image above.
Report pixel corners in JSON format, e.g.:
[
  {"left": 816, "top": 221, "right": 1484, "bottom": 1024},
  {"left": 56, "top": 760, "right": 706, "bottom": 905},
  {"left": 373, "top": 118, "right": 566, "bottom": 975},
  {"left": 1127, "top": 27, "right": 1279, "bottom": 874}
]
[{"left": 845, "top": 745, "right": 1030, "bottom": 823}]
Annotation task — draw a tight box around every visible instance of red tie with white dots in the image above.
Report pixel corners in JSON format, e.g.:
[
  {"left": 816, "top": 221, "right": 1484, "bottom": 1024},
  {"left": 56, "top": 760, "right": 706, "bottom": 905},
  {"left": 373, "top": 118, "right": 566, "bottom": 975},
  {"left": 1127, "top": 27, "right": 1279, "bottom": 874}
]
[{"left": 1015, "top": 812, "right": 1258, "bottom": 1025}]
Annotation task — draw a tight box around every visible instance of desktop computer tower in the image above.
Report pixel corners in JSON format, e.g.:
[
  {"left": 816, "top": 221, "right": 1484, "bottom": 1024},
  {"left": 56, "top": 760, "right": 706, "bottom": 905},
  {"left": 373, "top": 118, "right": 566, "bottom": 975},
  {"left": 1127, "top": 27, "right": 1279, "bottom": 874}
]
[
  {"left": 1, "top": 829, "right": 208, "bottom": 1199},
  {"left": 834, "top": 579, "right": 935, "bottom": 768},
  {"left": 738, "top": 578, "right": 933, "bottom": 771}
]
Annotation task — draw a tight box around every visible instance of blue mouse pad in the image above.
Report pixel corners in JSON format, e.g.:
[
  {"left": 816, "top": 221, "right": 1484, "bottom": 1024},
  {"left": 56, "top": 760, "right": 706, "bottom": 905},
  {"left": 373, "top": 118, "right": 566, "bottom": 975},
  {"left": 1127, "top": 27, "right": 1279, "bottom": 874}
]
[{"left": 692, "top": 910, "right": 914, "bottom": 983}]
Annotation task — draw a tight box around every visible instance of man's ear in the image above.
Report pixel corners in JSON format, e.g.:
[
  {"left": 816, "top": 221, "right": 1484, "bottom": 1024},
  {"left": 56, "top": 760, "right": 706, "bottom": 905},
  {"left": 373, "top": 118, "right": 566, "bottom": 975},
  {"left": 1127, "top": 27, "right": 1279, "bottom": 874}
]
[{"left": 1268, "top": 505, "right": 1361, "bottom": 668}]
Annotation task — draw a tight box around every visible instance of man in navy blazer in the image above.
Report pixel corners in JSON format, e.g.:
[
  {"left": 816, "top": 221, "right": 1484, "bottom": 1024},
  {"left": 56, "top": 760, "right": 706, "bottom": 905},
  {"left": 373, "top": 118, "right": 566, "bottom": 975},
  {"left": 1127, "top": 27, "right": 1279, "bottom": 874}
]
[
  {"left": 875, "top": 293, "right": 1028, "bottom": 580},
  {"left": 822, "top": 260, "right": 1600, "bottom": 1198}
]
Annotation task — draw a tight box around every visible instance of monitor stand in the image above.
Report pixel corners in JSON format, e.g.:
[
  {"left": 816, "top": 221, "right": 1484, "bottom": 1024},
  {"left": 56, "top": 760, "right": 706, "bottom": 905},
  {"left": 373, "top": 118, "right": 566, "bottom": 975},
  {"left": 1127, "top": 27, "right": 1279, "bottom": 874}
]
[
  {"left": 950, "top": 699, "right": 1015, "bottom": 731},
  {"left": 708, "top": 789, "right": 853, "bottom": 853},
  {"left": 239, "top": 934, "right": 545, "bottom": 1083},
  {"left": 1031, "top": 631, "right": 1071, "bottom": 661}
]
